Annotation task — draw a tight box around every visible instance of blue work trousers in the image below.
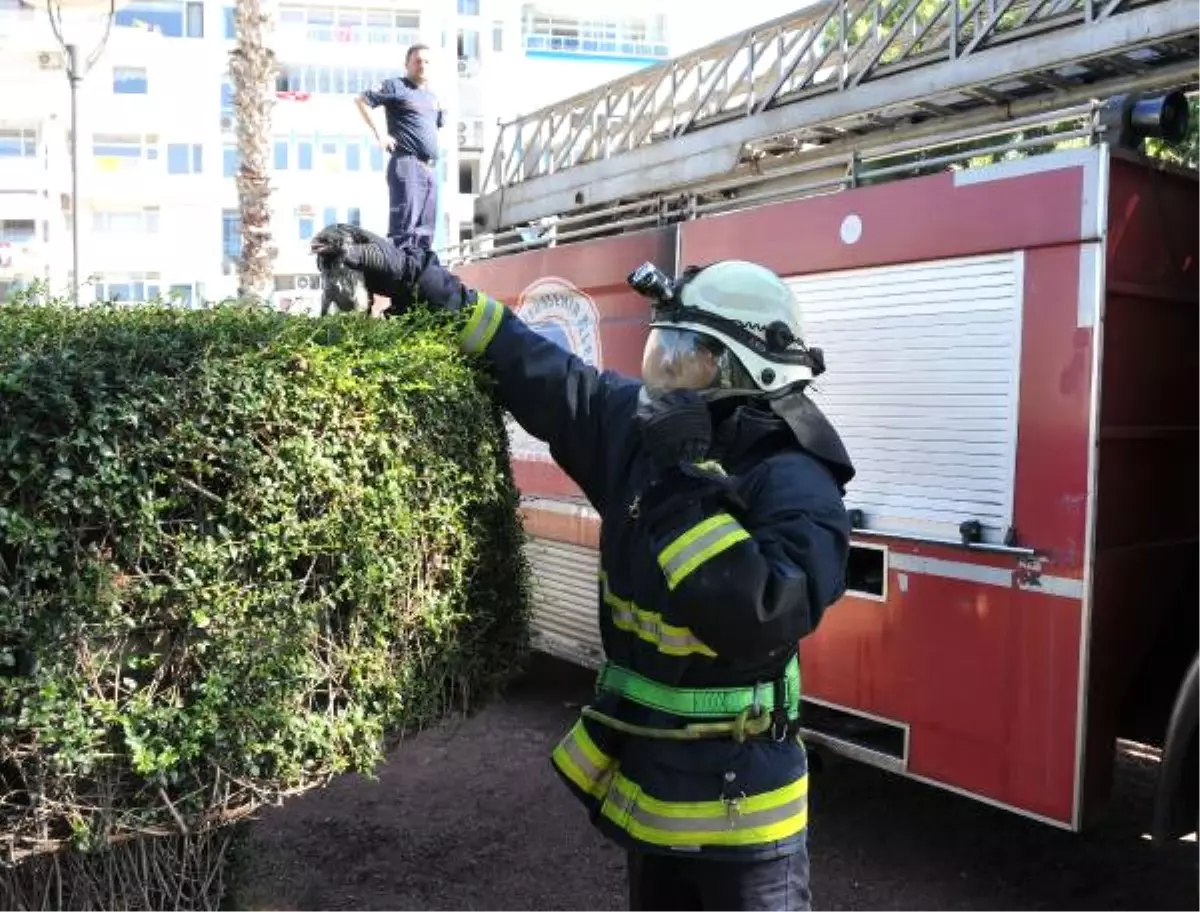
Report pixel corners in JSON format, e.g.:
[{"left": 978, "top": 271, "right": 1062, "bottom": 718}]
[
  {"left": 627, "top": 848, "right": 811, "bottom": 911},
  {"left": 387, "top": 153, "right": 436, "bottom": 249}
]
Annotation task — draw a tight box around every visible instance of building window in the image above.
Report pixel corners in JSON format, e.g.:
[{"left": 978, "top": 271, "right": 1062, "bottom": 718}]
[
  {"left": 492, "top": 22, "right": 503, "bottom": 52},
  {"left": 297, "top": 140, "right": 313, "bottom": 170},
  {"left": 166, "top": 142, "right": 202, "bottom": 174},
  {"left": 168, "top": 283, "right": 195, "bottom": 307},
  {"left": 92, "top": 209, "right": 160, "bottom": 236},
  {"left": 115, "top": 1, "right": 202, "bottom": 38},
  {"left": 273, "top": 140, "right": 288, "bottom": 170},
  {"left": 223, "top": 144, "right": 239, "bottom": 178},
  {"left": 223, "top": 5, "right": 235, "bottom": 38},
  {"left": 297, "top": 215, "right": 314, "bottom": 240},
  {"left": 347, "top": 207, "right": 361, "bottom": 227},
  {"left": 458, "top": 0, "right": 479, "bottom": 15},
  {"left": 0, "top": 220, "right": 36, "bottom": 243},
  {"left": 92, "top": 133, "right": 159, "bottom": 170},
  {"left": 457, "top": 29, "right": 479, "bottom": 61},
  {"left": 276, "top": 64, "right": 398, "bottom": 96},
  {"left": 94, "top": 275, "right": 162, "bottom": 302},
  {"left": 458, "top": 159, "right": 479, "bottom": 194},
  {"left": 345, "top": 142, "right": 360, "bottom": 172},
  {"left": 222, "top": 209, "right": 242, "bottom": 266},
  {"left": 185, "top": 1, "right": 203, "bottom": 37},
  {"left": 112, "top": 66, "right": 148, "bottom": 94},
  {"left": 521, "top": 12, "right": 670, "bottom": 59},
  {"left": 275, "top": 4, "right": 418, "bottom": 46},
  {"left": 369, "top": 144, "right": 383, "bottom": 172},
  {"left": 0, "top": 128, "right": 36, "bottom": 157}
]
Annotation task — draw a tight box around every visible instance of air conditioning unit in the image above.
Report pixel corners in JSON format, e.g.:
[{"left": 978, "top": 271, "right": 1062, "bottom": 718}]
[
  {"left": 457, "top": 58, "right": 468, "bottom": 74},
  {"left": 457, "top": 134, "right": 466, "bottom": 147},
  {"left": 296, "top": 275, "right": 310, "bottom": 290},
  {"left": 220, "top": 114, "right": 235, "bottom": 132},
  {"left": 37, "top": 51, "right": 64, "bottom": 70}
]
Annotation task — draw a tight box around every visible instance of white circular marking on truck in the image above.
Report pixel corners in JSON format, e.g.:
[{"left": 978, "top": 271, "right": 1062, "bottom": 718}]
[{"left": 840, "top": 214, "right": 863, "bottom": 245}]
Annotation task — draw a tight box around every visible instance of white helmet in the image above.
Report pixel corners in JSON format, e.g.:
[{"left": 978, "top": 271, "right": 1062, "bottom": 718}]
[{"left": 629, "top": 259, "right": 823, "bottom": 396}]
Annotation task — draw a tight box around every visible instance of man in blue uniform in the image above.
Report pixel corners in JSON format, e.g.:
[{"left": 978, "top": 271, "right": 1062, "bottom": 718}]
[
  {"left": 354, "top": 44, "right": 443, "bottom": 249},
  {"left": 313, "top": 230, "right": 854, "bottom": 911}
]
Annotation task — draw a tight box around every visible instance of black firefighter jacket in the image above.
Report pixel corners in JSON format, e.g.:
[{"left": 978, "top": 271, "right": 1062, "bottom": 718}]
[{"left": 339, "top": 242, "right": 854, "bottom": 861}]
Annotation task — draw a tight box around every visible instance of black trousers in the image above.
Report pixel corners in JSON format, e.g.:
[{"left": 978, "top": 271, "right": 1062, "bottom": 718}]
[
  {"left": 627, "top": 850, "right": 811, "bottom": 911},
  {"left": 386, "top": 153, "right": 436, "bottom": 249}
]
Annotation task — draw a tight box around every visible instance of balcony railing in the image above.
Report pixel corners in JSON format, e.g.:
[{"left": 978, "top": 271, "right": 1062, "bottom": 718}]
[
  {"left": 275, "top": 22, "right": 420, "bottom": 48},
  {"left": 523, "top": 33, "right": 669, "bottom": 59}
]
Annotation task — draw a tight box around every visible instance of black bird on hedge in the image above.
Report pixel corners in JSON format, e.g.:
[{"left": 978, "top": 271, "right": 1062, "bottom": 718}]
[{"left": 310, "top": 223, "right": 431, "bottom": 318}]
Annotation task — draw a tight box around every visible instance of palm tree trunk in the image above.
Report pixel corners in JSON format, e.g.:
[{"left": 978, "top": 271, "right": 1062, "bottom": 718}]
[{"left": 229, "top": 0, "right": 276, "bottom": 303}]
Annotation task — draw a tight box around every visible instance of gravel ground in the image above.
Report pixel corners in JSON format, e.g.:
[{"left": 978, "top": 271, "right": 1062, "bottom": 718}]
[{"left": 231, "top": 654, "right": 1198, "bottom": 911}]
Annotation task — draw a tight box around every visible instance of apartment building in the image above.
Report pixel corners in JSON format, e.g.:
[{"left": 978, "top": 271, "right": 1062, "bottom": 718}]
[{"left": 0, "top": 0, "right": 674, "bottom": 309}]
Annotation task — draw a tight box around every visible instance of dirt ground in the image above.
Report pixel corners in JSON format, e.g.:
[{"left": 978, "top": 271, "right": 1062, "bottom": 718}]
[{"left": 231, "top": 655, "right": 1198, "bottom": 911}]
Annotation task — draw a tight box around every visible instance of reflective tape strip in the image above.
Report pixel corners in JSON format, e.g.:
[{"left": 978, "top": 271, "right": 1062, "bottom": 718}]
[
  {"left": 601, "top": 773, "right": 808, "bottom": 848},
  {"left": 551, "top": 721, "right": 615, "bottom": 799},
  {"left": 601, "top": 573, "right": 716, "bottom": 658},
  {"left": 460, "top": 295, "right": 504, "bottom": 354},
  {"left": 657, "top": 513, "right": 751, "bottom": 591}
]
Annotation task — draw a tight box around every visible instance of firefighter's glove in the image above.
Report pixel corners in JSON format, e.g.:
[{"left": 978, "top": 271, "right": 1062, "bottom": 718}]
[
  {"left": 363, "top": 241, "right": 473, "bottom": 314},
  {"left": 411, "top": 247, "right": 473, "bottom": 313},
  {"left": 636, "top": 389, "right": 713, "bottom": 471}
]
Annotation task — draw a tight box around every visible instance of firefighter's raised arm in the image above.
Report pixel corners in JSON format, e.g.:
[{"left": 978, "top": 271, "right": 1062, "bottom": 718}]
[
  {"left": 319, "top": 231, "right": 633, "bottom": 509},
  {"left": 453, "top": 290, "right": 636, "bottom": 508}
]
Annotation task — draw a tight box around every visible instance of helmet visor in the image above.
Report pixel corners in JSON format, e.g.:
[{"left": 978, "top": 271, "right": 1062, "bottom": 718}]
[{"left": 641, "top": 327, "right": 719, "bottom": 397}]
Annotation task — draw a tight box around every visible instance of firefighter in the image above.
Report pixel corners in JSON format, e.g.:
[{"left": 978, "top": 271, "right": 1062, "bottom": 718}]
[{"left": 313, "top": 228, "right": 855, "bottom": 912}]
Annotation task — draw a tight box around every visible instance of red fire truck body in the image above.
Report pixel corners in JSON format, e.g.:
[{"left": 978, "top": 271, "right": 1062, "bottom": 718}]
[{"left": 455, "top": 144, "right": 1197, "bottom": 832}]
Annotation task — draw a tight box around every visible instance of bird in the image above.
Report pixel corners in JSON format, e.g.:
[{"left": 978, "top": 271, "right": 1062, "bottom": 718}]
[{"left": 309, "top": 223, "right": 378, "bottom": 317}]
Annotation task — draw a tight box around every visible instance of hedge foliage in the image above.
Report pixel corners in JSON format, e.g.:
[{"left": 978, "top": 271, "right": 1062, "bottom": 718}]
[{"left": 0, "top": 301, "right": 530, "bottom": 865}]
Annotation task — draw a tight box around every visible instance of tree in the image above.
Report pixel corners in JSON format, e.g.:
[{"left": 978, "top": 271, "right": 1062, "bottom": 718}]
[{"left": 228, "top": 0, "right": 277, "bottom": 303}]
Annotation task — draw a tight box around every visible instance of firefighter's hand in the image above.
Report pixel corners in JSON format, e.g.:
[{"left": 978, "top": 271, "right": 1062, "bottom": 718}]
[
  {"left": 635, "top": 389, "right": 713, "bottom": 470},
  {"left": 408, "top": 247, "right": 474, "bottom": 313}
]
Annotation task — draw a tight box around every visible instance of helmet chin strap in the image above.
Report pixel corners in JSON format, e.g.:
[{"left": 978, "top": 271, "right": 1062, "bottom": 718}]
[{"left": 696, "top": 386, "right": 763, "bottom": 404}]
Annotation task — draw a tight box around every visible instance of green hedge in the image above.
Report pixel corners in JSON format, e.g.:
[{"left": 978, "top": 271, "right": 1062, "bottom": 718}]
[{"left": 0, "top": 302, "right": 530, "bottom": 867}]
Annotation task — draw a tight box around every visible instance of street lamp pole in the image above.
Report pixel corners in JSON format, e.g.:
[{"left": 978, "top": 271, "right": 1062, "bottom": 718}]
[
  {"left": 39, "top": 0, "right": 115, "bottom": 304},
  {"left": 67, "top": 42, "right": 81, "bottom": 306}
]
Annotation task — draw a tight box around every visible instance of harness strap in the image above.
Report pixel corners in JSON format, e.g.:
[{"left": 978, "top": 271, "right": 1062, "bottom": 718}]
[{"left": 595, "top": 655, "right": 801, "bottom": 722}]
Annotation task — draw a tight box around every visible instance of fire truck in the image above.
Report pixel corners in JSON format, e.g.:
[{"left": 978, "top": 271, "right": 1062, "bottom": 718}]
[{"left": 448, "top": 0, "right": 1198, "bottom": 839}]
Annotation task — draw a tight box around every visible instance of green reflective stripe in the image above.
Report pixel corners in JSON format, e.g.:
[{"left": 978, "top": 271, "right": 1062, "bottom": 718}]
[
  {"left": 601, "top": 573, "right": 716, "bottom": 658},
  {"left": 551, "top": 721, "right": 615, "bottom": 799},
  {"left": 657, "top": 512, "right": 751, "bottom": 590},
  {"left": 600, "top": 772, "right": 808, "bottom": 848},
  {"left": 460, "top": 295, "right": 504, "bottom": 354},
  {"left": 596, "top": 656, "right": 800, "bottom": 720}
]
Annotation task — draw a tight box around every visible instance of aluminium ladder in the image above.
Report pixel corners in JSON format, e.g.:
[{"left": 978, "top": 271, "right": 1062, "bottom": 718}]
[{"left": 473, "top": 0, "right": 1199, "bottom": 235}]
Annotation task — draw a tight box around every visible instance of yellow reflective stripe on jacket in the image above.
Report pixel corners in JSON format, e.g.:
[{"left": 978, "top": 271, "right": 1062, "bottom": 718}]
[
  {"left": 551, "top": 720, "right": 616, "bottom": 799},
  {"left": 460, "top": 295, "right": 504, "bottom": 354},
  {"left": 657, "top": 513, "right": 752, "bottom": 591},
  {"left": 601, "top": 572, "right": 716, "bottom": 658},
  {"left": 600, "top": 772, "right": 808, "bottom": 847}
]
